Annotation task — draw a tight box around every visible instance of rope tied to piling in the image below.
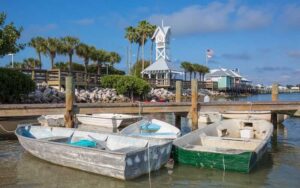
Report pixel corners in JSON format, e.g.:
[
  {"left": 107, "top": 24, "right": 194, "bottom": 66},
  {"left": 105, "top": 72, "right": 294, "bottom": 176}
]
[
  {"left": 0, "top": 123, "right": 15, "bottom": 133},
  {"left": 147, "top": 142, "right": 152, "bottom": 188},
  {"left": 138, "top": 102, "right": 143, "bottom": 117}
]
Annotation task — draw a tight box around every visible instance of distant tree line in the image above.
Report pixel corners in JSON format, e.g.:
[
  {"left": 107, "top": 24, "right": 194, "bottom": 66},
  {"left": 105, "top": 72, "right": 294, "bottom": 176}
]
[
  {"left": 181, "top": 61, "right": 210, "bottom": 81},
  {"left": 28, "top": 36, "right": 121, "bottom": 76},
  {"left": 124, "top": 20, "right": 156, "bottom": 73},
  {"left": 0, "top": 12, "right": 25, "bottom": 57}
]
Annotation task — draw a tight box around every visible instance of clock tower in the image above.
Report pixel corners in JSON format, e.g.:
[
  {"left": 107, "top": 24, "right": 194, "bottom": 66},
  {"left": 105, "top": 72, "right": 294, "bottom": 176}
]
[
  {"left": 141, "top": 22, "right": 181, "bottom": 88},
  {"left": 152, "top": 22, "right": 171, "bottom": 61}
]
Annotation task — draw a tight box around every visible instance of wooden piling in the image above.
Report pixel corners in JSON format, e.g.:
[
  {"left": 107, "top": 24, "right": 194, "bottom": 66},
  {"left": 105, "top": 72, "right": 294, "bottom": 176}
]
[
  {"left": 272, "top": 83, "right": 279, "bottom": 101},
  {"left": 271, "top": 83, "right": 278, "bottom": 128},
  {"left": 176, "top": 81, "right": 182, "bottom": 103},
  {"left": 31, "top": 70, "right": 35, "bottom": 81},
  {"left": 58, "top": 69, "right": 61, "bottom": 91},
  {"left": 174, "top": 113, "right": 181, "bottom": 130},
  {"left": 64, "top": 76, "right": 74, "bottom": 128},
  {"left": 191, "top": 79, "right": 198, "bottom": 130}
]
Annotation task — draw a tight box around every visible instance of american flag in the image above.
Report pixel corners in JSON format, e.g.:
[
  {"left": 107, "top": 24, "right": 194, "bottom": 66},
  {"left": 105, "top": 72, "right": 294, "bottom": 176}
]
[{"left": 206, "top": 49, "right": 214, "bottom": 59}]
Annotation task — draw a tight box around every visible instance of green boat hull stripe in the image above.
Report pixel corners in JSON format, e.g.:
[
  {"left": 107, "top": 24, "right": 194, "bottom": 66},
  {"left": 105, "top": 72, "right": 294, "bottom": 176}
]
[{"left": 173, "top": 146, "right": 257, "bottom": 173}]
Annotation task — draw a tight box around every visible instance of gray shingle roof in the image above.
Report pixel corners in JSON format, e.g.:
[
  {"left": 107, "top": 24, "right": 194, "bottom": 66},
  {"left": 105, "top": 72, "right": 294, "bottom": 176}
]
[
  {"left": 141, "top": 58, "right": 180, "bottom": 74},
  {"left": 206, "top": 68, "right": 242, "bottom": 78}
]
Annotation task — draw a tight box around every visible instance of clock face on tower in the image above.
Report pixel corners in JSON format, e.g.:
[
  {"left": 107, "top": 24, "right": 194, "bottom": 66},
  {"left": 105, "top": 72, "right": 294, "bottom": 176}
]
[{"left": 157, "top": 35, "right": 163, "bottom": 42}]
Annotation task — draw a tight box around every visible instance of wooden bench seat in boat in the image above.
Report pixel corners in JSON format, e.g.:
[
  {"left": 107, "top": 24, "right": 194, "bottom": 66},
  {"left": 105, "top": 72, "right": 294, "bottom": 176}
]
[
  {"left": 184, "top": 136, "right": 261, "bottom": 152},
  {"left": 38, "top": 136, "right": 69, "bottom": 142},
  {"left": 184, "top": 144, "right": 248, "bottom": 154}
]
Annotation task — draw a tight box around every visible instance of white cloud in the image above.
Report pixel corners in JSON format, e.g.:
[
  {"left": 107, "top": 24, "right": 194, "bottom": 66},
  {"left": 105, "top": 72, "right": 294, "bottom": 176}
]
[
  {"left": 149, "top": 1, "right": 235, "bottom": 35},
  {"left": 222, "top": 52, "right": 252, "bottom": 60},
  {"left": 280, "top": 4, "right": 300, "bottom": 27},
  {"left": 149, "top": 1, "right": 273, "bottom": 35},
  {"left": 235, "top": 6, "right": 272, "bottom": 29},
  {"left": 287, "top": 50, "right": 300, "bottom": 58}
]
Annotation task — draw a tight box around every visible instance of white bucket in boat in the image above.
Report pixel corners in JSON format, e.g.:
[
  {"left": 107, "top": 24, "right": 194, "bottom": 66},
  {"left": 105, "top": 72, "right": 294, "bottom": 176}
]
[{"left": 240, "top": 128, "right": 254, "bottom": 139}]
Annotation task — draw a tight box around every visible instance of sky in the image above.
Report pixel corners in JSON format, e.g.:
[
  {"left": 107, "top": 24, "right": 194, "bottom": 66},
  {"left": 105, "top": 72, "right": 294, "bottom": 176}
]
[{"left": 1, "top": 0, "right": 300, "bottom": 85}]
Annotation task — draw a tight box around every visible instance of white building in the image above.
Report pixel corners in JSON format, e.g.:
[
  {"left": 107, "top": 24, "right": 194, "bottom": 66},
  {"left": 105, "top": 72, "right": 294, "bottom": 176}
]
[
  {"left": 205, "top": 68, "right": 251, "bottom": 89},
  {"left": 141, "top": 22, "right": 181, "bottom": 87}
]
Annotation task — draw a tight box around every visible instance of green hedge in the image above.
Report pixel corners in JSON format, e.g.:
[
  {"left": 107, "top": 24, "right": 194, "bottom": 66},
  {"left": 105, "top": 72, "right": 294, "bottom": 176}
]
[
  {"left": 0, "top": 68, "right": 36, "bottom": 103},
  {"left": 101, "top": 75, "right": 150, "bottom": 98}
]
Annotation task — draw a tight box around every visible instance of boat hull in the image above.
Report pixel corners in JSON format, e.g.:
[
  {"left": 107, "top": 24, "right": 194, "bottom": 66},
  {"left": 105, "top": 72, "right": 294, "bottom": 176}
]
[
  {"left": 222, "top": 111, "right": 271, "bottom": 121},
  {"left": 173, "top": 145, "right": 267, "bottom": 173},
  {"left": 120, "top": 119, "right": 181, "bottom": 140},
  {"left": 16, "top": 127, "right": 172, "bottom": 180},
  {"left": 173, "top": 119, "right": 272, "bottom": 173},
  {"left": 77, "top": 114, "right": 141, "bottom": 129}
]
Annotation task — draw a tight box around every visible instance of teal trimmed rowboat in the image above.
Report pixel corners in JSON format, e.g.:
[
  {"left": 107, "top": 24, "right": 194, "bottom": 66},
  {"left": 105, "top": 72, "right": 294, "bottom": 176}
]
[{"left": 173, "top": 119, "right": 273, "bottom": 173}]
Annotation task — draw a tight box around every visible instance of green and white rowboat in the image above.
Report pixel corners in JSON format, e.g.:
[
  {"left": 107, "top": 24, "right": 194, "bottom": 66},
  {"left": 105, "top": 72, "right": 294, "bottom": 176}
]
[{"left": 173, "top": 119, "right": 273, "bottom": 173}]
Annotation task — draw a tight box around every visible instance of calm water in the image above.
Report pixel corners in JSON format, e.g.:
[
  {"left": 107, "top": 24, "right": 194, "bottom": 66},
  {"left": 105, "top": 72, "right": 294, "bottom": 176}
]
[
  {"left": 1, "top": 93, "right": 300, "bottom": 187},
  {"left": 228, "top": 92, "right": 300, "bottom": 102}
]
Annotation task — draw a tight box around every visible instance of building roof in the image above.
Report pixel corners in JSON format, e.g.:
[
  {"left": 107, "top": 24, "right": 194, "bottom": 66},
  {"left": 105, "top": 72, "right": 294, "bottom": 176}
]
[
  {"left": 151, "top": 26, "right": 171, "bottom": 39},
  {"left": 141, "top": 58, "right": 181, "bottom": 74},
  {"left": 206, "top": 68, "right": 242, "bottom": 78}
]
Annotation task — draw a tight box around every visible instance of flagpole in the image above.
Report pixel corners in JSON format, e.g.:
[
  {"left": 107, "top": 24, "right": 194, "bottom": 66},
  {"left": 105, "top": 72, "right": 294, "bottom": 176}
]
[{"left": 205, "top": 50, "right": 208, "bottom": 67}]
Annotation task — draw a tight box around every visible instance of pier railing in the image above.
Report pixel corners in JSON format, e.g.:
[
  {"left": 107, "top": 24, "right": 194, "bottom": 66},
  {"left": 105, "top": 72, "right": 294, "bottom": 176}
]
[
  {"left": 47, "top": 69, "right": 100, "bottom": 89},
  {"left": 16, "top": 69, "right": 101, "bottom": 89},
  {"left": 146, "top": 79, "right": 218, "bottom": 90}
]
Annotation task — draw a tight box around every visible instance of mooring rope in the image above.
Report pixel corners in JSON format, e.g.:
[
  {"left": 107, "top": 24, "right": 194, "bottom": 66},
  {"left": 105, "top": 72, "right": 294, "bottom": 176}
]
[
  {"left": 247, "top": 101, "right": 253, "bottom": 120},
  {"left": 138, "top": 102, "right": 142, "bottom": 117},
  {"left": 0, "top": 123, "right": 15, "bottom": 133},
  {"left": 222, "top": 155, "right": 226, "bottom": 171},
  {"left": 147, "top": 142, "right": 152, "bottom": 188}
]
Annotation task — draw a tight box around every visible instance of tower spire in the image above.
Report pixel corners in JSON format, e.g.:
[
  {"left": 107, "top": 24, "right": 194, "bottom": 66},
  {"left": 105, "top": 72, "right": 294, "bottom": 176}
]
[{"left": 162, "top": 19, "right": 164, "bottom": 28}]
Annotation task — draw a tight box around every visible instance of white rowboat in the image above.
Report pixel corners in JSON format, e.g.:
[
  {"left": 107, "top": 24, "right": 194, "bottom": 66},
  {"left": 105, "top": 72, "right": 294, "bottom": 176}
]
[
  {"left": 173, "top": 119, "right": 273, "bottom": 172},
  {"left": 16, "top": 125, "right": 172, "bottom": 180},
  {"left": 120, "top": 119, "right": 181, "bottom": 140}
]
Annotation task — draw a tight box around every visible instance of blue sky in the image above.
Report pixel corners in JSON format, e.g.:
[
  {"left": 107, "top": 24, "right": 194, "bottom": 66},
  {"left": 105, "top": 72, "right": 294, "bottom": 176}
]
[{"left": 1, "top": 0, "right": 300, "bottom": 85}]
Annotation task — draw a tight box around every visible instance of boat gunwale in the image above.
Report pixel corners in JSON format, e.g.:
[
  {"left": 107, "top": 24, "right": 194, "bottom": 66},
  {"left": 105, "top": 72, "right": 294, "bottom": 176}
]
[
  {"left": 173, "top": 119, "right": 273, "bottom": 154},
  {"left": 15, "top": 125, "right": 172, "bottom": 156},
  {"left": 120, "top": 119, "right": 181, "bottom": 140},
  {"left": 76, "top": 114, "right": 142, "bottom": 120}
]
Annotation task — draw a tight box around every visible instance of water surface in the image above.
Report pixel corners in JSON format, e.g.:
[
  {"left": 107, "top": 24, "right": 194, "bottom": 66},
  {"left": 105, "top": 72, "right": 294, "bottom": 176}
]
[{"left": 1, "top": 93, "right": 300, "bottom": 187}]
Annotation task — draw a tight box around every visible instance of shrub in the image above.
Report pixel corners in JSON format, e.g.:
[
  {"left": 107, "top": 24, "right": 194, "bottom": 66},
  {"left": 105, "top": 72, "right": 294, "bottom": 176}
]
[
  {"left": 88, "top": 64, "right": 125, "bottom": 75},
  {"left": 101, "top": 75, "right": 150, "bottom": 99},
  {"left": 54, "top": 62, "right": 85, "bottom": 71},
  {"left": 0, "top": 68, "right": 36, "bottom": 103}
]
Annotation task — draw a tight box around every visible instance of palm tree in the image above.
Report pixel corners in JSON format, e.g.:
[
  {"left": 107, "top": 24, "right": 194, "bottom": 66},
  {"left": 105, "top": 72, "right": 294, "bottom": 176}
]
[
  {"left": 135, "top": 36, "right": 143, "bottom": 66},
  {"left": 192, "top": 64, "right": 203, "bottom": 81},
  {"left": 137, "top": 20, "right": 152, "bottom": 71},
  {"left": 108, "top": 51, "right": 121, "bottom": 69},
  {"left": 181, "top": 61, "right": 193, "bottom": 81},
  {"left": 28, "top": 37, "right": 46, "bottom": 69},
  {"left": 91, "top": 49, "right": 107, "bottom": 75},
  {"left": 76, "top": 43, "right": 92, "bottom": 75},
  {"left": 60, "top": 36, "right": 80, "bottom": 73},
  {"left": 149, "top": 24, "right": 157, "bottom": 64},
  {"left": 125, "top": 26, "right": 139, "bottom": 74},
  {"left": 201, "top": 65, "right": 210, "bottom": 81},
  {"left": 45, "top": 37, "right": 61, "bottom": 69},
  {"left": 23, "top": 58, "right": 41, "bottom": 69}
]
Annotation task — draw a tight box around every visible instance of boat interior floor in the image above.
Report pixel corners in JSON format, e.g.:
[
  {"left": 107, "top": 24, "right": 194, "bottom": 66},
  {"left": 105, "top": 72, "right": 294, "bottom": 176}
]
[
  {"left": 37, "top": 135, "right": 149, "bottom": 153},
  {"left": 184, "top": 136, "right": 261, "bottom": 153}
]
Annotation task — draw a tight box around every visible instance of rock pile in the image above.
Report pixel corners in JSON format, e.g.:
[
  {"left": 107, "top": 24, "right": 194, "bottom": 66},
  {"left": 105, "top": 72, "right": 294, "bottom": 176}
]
[
  {"left": 23, "top": 83, "right": 130, "bottom": 103},
  {"left": 75, "top": 88, "right": 130, "bottom": 103},
  {"left": 147, "top": 88, "right": 175, "bottom": 101},
  {"left": 22, "top": 82, "right": 221, "bottom": 104},
  {"left": 25, "top": 83, "right": 65, "bottom": 103}
]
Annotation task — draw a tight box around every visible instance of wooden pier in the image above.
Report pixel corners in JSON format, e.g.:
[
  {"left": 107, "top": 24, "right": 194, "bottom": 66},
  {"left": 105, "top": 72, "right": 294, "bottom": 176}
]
[
  {"left": 0, "top": 79, "right": 299, "bottom": 131},
  {"left": 15, "top": 68, "right": 100, "bottom": 89},
  {"left": 0, "top": 101, "right": 299, "bottom": 117}
]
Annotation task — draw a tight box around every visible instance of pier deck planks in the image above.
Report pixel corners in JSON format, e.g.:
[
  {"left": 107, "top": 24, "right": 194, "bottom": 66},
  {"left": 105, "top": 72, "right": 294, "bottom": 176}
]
[{"left": 0, "top": 101, "right": 300, "bottom": 117}]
